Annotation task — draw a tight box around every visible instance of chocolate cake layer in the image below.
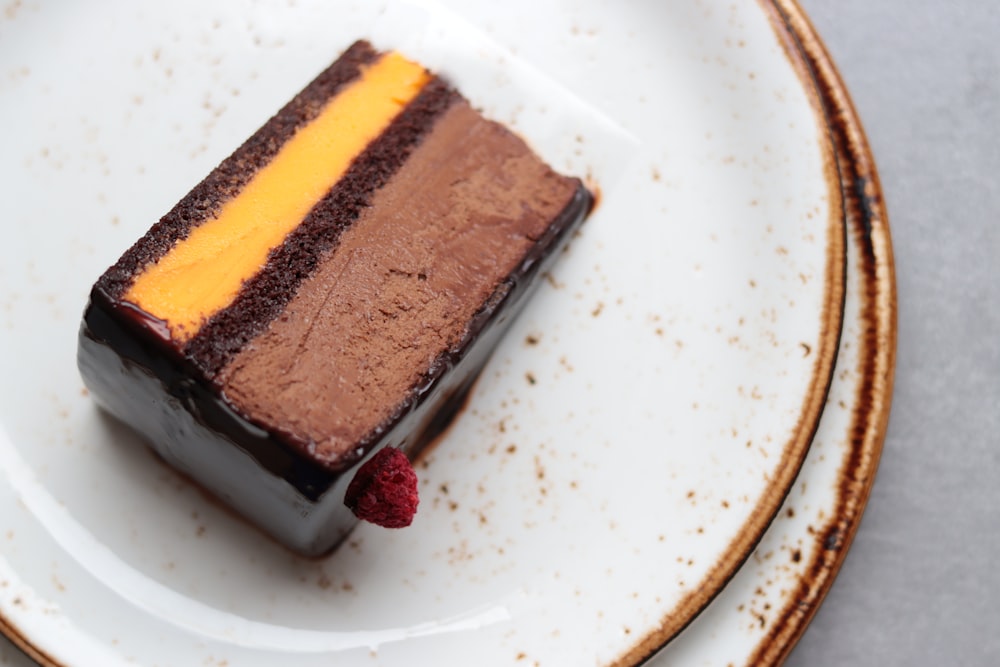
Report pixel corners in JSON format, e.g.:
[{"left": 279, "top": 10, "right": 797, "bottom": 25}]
[{"left": 78, "top": 41, "right": 593, "bottom": 555}]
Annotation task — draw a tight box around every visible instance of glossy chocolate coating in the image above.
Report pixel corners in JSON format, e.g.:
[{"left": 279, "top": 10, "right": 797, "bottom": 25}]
[{"left": 78, "top": 184, "right": 592, "bottom": 556}]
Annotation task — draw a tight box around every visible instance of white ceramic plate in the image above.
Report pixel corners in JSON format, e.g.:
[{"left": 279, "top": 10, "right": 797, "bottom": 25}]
[{"left": 0, "top": 1, "right": 866, "bottom": 665}]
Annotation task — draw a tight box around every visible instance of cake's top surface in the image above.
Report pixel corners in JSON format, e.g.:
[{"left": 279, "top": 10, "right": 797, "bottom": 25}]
[{"left": 95, "top": 40, "right": 586, "bottom": 470}]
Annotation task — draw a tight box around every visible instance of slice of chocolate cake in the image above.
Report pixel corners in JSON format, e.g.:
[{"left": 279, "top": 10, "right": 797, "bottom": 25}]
[{"left": 78, "top": 40, "right": 592, "bottom": 556}]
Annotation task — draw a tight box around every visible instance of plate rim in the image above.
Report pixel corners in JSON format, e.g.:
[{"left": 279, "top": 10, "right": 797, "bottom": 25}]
[
  {"left": 614, "top": 0, "right": 896, "bottom": 662},
  {"left": 742, "top": 0, "right": 896, "bottom": 663},
  {"left": 0, "top": 617, "right": 50, "bottom": 667}
]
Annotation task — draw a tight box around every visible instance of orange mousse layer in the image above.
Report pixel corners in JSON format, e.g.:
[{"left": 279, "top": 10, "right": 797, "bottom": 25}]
[{"left": 124, "top": 52, "right": 431, "bottom": 341}]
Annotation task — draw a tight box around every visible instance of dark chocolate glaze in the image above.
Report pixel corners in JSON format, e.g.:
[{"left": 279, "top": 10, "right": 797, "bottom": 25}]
[
  {"left": 186, "top": 79, "right": 460, "bottom": 375},
  {"left": 79, "top": 185, "right": 593, "bottom": 556},
  {"left": 95, "top": 40, "right": 379, "bottom": 301}
]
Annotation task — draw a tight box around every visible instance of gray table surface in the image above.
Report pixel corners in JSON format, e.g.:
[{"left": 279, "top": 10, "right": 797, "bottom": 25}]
[
  {"left": 3, "top": 1, "right": 998, "bottom": 666},
  {"left": 787, "top": 1, "right": 999, "bottom": 665}
]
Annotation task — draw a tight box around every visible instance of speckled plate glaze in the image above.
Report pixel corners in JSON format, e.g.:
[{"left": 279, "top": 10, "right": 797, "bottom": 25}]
[
  {"left": 656, "top": 2, "right": 894, "bottom": 664},
  {"left": 0, "top": 1, "right": 880, "bottom": 665}
]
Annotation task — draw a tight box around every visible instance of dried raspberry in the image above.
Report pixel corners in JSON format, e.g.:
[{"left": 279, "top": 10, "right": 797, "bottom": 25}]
[{"left": 344, "top": 447, "right": 419, "bottom": 528}]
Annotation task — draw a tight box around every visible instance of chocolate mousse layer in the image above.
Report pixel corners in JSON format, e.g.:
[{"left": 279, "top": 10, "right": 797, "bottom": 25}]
[{"left": 219, "top": 99, "right": 582, "bottom": 468}]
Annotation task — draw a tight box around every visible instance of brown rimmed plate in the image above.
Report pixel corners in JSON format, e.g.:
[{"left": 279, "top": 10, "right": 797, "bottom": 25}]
[
  {"left": 0, "top": 0, "right": 888, "bottom": 664},
  {"left": 655, "top": 0, "right": 895, "bottom": 663}
]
